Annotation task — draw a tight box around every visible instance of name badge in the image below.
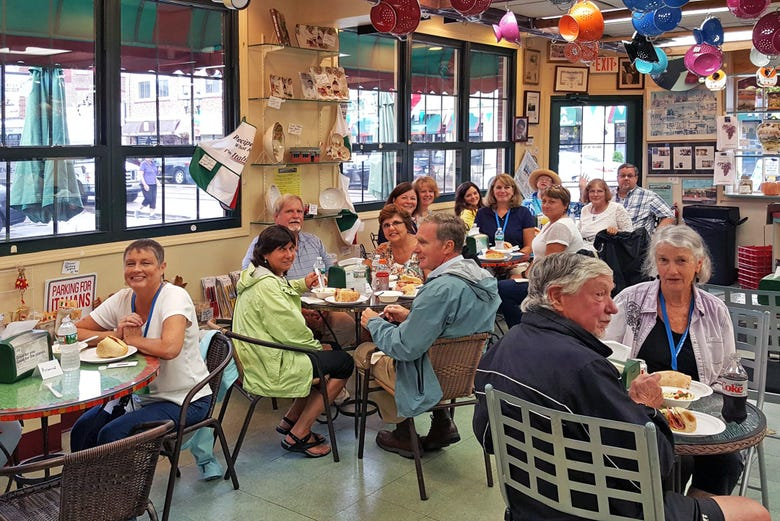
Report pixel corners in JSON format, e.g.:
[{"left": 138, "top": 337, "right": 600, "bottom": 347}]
[{"left": 38, "top": 360, "right": 64, "bottom": 380}]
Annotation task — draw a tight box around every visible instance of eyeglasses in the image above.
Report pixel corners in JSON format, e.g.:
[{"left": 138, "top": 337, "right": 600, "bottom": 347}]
[
  {"left": 382, "top": 220, "right": 405, "bottom": 230},
  {"left": 618, "top": 173, "right": 637, "bottom": 179}
]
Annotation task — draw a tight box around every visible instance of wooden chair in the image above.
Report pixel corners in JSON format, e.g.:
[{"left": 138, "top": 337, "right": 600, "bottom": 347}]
[
  {"left": 0, "top": 420, "right": 173, "bottom": 521},
  {"left": 728, "top": 307, "right": 770, "bottom": 509},
  {"left": 356, "top": 332, "right": 493, "bottom": 500},
  {"left": 212, "top": 327, "right": 341, "bottom": 464},
  {"left": 484, "top": 384, "right": 665, "bottom": 521},
  {"left": 161, "top": 332, "right": 239, "bottom": 521}
]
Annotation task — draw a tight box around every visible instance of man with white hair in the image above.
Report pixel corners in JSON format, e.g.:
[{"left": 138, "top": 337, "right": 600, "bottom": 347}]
[{"left": 472, "top": 253, "right": 769, "bottom": 521}]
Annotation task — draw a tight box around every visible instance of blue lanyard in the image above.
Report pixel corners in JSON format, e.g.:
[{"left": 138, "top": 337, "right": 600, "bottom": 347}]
[
  {"left": 494, "top": 208, "right": 510, "bottom": 235},
  {"left": 131, "top": 282, "right": 165, "bottom": 338},
  {"left": 658, "top": 292, "right": 694, "bottom": 371}
]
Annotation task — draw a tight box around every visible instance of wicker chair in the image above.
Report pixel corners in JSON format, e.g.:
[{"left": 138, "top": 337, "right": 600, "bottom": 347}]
[
  {"left": 356, "top": 332, "right": 493, "bottom": 500},
  {"left": 0, "top": 420, "right": 173, "bottom": 521},
  {"left": 212, "top": 327, "right": 341, "bottom": 464},
  {"left": 160, "top": 332, "right": 239, "bottom": 521}
]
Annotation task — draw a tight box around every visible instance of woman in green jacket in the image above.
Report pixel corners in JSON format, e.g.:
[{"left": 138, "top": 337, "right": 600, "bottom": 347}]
[{"left": 233, "top": 225, "right": 353, "bottom": 458}]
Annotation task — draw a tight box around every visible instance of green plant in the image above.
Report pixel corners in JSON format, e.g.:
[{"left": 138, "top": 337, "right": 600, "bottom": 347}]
[{"left": 612, "top": 150, "right": 624, "bottom": 163}]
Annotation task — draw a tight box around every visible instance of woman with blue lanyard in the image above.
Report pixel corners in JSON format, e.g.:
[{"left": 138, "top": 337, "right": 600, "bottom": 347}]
[
  {"left": 605, "top": 224, "right": 740, "bottom": 498},
  {"left": 70, "top": 239, "right": 211, "bottom": 450},
  {"left": 474, "top": 173, "right": 534, "bottom": 252}
]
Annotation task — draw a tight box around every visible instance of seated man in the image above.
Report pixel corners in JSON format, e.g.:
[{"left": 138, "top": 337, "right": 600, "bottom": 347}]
[
  {"left": 472, "top": 253, "right": 769, "bottom": 521},
  {"left": 242, "top": 194, "right": 355, "bottom": 347},
  {"left": 358, "top": 213, "right": 499, "bottom": 457}
]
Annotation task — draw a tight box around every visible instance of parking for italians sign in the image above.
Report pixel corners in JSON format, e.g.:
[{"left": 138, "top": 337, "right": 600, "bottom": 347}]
[{"left": 45, "top": 273, "right": 97, "bottom": 315}]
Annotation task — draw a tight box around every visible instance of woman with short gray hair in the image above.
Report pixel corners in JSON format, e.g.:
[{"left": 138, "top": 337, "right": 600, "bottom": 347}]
[{"left": 604, "top": 224, "right": 739, "bottom": 497}]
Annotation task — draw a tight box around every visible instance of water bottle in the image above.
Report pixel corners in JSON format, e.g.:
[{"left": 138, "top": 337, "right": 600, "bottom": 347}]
[
  {"left": 373, "top": 259, "right": 390, "bottom": 292},
  {"left": 720, "top": 353, "right": 748, "bottom": 423},
  {"left": 370, "top": 254, "right": 381, "bottom": 288},
  {"left": 57, "top": 315, "right": 80, "bottom": 372},
  {"left": 494, "top": 226, "right": 504, "bottom": 247},
  {"left": 313, "top": 256, "right": 326, "bottom": 289}
]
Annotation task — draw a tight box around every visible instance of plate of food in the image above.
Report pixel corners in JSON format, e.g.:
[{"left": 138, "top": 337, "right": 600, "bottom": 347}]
[
  {"left": 661, "top": 386, "right": 699, "bottom": 408},
  {"left": 478, "top": 250, "right": 511, "bottom": 261},
  {"left": 689, "top": 380, "right": 713, "bottom": 398},
  {"left": 325, "top": 289, "right": 368, "bottom": 305},
  {"left": 662, "top": 408, "right": 726, "bottom": 436},
  {"left": 490, "top": 242, "right": 518, "bottom": 254},
  {"left": 398, "top": 286, "right": 419, "bottom": 299},
  {"left": 80, "top": 336, "right": 138, "bottom": 364}
]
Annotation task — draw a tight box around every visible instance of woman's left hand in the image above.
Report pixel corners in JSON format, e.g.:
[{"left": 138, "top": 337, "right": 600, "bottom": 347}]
[
  {"left": 304, "top": 271, "right": 320, "bottom": 289},
  {"left": 606, "top": 226, "right": 618, "bottom": 235},
  {"left": 117, "top": 313, "right": 144, "bottom": 339}
]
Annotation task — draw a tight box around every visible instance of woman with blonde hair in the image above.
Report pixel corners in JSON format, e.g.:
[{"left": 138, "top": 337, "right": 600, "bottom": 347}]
[
  {"left": 412, "top": 175, "right": 439, "bottom": 223},
  {"left": 474, "top": 173, "right": 535, "bottom": 253}
]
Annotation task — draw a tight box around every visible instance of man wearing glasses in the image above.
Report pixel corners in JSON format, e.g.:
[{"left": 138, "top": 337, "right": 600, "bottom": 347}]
[{"left": 614, "top": 163, "right": 675, "bottom": 235}]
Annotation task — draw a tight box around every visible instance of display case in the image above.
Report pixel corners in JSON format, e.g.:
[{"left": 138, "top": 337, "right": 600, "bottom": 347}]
[{"left": 247, "top": 43, "right": 350, "bottom": 220}]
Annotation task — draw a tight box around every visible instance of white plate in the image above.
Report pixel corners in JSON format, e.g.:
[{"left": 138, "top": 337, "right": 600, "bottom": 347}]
[
  {"left": 689, "top": 380, "right": 713, "bottom": 398},
  {"left": 319, "top": 188, "right": 346, "bottom": 210},
  {"left": 399, "top": 288, "right": 418, "bottom": 299},
  {"left": 324, "top": 295, "right": 368, "bottom": 306},
  {"left": 673, "top": 410, "right": 726, "bottom": 437},
  {"left": 478, "top": 253, "right": 511, "bottom": 261},
  {"left": 51, "top": 341, "right": 89, "bottom": 355},
  {"left": 80, "top": 346, "right": 138, "bottom": 364},
  {"left": 602, "top": 340, "right": 631, "bottom": 362}
]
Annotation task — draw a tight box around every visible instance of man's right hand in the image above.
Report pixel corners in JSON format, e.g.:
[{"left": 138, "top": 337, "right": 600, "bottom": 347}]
[
  {"left": 382, "top": 304, "right": 409, "bottom": 323},
  {"left": 628, "top": 372, "right": 663, "bottom": 409}
]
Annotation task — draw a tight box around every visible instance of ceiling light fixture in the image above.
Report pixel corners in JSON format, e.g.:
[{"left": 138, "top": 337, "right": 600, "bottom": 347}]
[{"left": 658, "top": 29, "right": 753, "bottom": 47}]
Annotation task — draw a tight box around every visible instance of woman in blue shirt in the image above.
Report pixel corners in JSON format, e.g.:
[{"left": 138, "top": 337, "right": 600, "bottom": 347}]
[{"left": 474, "top": 173, "right": 534, "bottom": 253}]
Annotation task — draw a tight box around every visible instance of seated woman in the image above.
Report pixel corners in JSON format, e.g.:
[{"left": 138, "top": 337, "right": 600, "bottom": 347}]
[
  {"left": 498, "top": 185, "right": 587, "bottom": 329},
  {"left": 232, "top": 225, "right": 353, "bottom": 458},
  {"left": 71, "top": 239, "right": 211, "bottom": 450},
  {"left": 454, "top": 181, "right": 484, "bottom": 230},
  {"left": 474, "top": 173, "right": 534, "bottom": 252},
  {"left": 377, "top": 182, "right": 418, "bottom": 244},
  {"left": 374, "top": 205, "right": 419, "bottom": 275},
  {"left": 579, "top": 178, "right": 632, "bottom": 242},
  {"left": 604, "top": 224, "right": 740, "bottom": 497},
  {"left": 413, "top": 175, "right": 439, "bottom": 224}
]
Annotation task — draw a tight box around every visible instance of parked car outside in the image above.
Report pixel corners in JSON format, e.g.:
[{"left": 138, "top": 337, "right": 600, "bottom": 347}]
[
  {"left": 159, "top": 157, "right": 193, "bottom": 184},
  {"left": 75, "top": 159, "right": 142, "bottom": 204}
]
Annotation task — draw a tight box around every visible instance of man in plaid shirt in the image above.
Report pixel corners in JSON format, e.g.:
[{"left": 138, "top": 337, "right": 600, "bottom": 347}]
[{"left": 613, "top": 163, "right": 675, "bottom": 235}]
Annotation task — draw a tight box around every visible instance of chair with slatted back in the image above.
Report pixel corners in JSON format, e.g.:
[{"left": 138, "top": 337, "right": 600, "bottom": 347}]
[
  {"left": 0, "top": 420, "right": 173, "bottom": 521},
  {"left": 727, "top": 306, "right": 770, "bottom": 509},
  {"left": 356, "top": 332, "right": 493, "bottom": 500},
  {"left": 484, "top": 384, "right": 665, "bottom": 521}
]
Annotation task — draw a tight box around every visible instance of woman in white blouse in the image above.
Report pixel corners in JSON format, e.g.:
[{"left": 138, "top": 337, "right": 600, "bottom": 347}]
[
  {"left": 531, "top": 184, "right": 587, "bottom": 259},
  {"left": 579, "top": 178, "right": 633, "bottom": 242}
]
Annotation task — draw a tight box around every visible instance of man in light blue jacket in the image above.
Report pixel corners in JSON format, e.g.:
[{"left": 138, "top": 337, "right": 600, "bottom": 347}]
[{"left": 358, "top": 213, "right": 499, "bottom": 458}]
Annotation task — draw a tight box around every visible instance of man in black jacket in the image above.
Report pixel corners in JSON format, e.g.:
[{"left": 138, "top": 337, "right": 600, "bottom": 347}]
[{"left": 472, "top": 253, "right": 769, "bottom": 521}]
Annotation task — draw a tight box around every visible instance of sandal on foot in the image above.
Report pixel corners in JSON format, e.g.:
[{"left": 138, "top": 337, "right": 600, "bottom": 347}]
[
  {"left": 275, "top": 416, "right": 297, "bottom": 436},
  {"left": 281, "top": 432, "right": 331, "bottom": 458}
]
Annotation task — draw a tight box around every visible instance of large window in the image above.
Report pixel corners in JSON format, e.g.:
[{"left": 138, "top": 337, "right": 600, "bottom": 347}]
[
  {"left": 0, "top": 0, "right": 238, "bottom": 254},
  {"left": 341, "top": 32, "right": 513, "bottom": 208}
]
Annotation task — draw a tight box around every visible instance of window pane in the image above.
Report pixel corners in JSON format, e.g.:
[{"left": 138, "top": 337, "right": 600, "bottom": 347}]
[
  {"left": 413, "top": 148, "right": 458, "bottom": 194},
  {"left": 470, "top": 148, "right": 505, "bottom": 191},
  {"left": 411, "top": 43, "right": 458, "bottom": 96},
  {"left": 346, "top": 150, "right": 399, "bottom": 205},
  {"left": 411, "top": 93, "right": 457, "bottom": 143},
  {"left": 469, "top": 51, "right": 509, "bottom": 142}
]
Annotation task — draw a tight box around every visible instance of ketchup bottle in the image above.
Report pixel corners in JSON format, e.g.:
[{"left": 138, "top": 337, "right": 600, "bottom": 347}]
[{"left": 720, "top": 353, "right": 748, "bottom": 424}]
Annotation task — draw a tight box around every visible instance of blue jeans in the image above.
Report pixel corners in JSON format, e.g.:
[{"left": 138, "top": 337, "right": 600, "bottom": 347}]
[
  {"left": 71, "top": 396, "right": 212, "bottom": 451},
  {"left": 498, "top": 279, "right": 528, "bottom": 329}
]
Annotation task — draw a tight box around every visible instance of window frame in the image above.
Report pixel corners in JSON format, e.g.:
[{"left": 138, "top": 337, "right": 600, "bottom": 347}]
[{"left": 0, "top": 0, "right": 241, "bottom": 256}]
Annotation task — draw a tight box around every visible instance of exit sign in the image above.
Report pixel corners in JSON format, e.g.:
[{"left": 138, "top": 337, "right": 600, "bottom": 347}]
[{"left": 589, "top": 56, "right": 619, "bottom": 74}]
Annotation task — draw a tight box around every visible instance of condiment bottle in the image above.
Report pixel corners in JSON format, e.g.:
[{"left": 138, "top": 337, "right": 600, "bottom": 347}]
[{"left": 720, "top": 353, "right": 748, "bottom": 423}]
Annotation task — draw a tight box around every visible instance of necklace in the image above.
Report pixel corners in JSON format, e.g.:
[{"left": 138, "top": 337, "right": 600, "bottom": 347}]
[{"left": 590, "top": 204, "right": 606, "bottom": 221}]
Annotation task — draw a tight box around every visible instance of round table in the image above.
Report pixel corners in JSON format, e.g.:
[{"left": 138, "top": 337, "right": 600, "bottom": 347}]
[
  {"left": 674, "top": 393, "right": 766, "bottom": 456},
  {"left": 477, "top": 252, "right": 529, "bottom": 270}
]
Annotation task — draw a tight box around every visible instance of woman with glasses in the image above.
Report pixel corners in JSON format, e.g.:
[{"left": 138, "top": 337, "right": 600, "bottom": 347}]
[
  {"left": 377, "top": 182, "right": 418, "bottom": 245},
  {"left": 579, "top": 178, "right": 632, "bottom": 242},
  {"left": 375, "top": 205, "right": 419, "bottom": 274}
]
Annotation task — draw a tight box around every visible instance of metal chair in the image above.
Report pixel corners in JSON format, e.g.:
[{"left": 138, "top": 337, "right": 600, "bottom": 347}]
[
  {"left": 484, "top": 384, "right": 665, "bottom": 521},
  {"left": 0, "top": 420, "right": 173, "bottom": 521},
  {"left": 213, "top": 327, "right": 341, "bottom": 464},
  {"left": 728, "top": 307, "right": 770, "bottom": 509},
  {"left": 161, "top": 332, "right": 239, "bottom": 521},
  {"left": 356, "top": 332, "right": 493, "bottom": 500}
]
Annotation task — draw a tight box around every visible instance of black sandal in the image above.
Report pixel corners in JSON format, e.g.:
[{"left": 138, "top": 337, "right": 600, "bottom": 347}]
[
  {"left": 281, "top": 432, "right": 331, "bottom": 458},
  {"left": 275, "top": 416, "right": 297, "bottom": 436}
]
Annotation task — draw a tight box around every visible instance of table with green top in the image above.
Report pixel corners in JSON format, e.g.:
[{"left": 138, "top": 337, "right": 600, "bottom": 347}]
[{"left": 0, "top": 353, "right": 159, "bottom": 458}]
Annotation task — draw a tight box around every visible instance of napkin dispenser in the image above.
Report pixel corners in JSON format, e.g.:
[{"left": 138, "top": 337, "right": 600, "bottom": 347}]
[
  {"left": 465, "top": 233, "right": 489, "bottom": 257},
  {"left": 620, "top": 358, "right": 641, "bottom": 391},
  {"left": 328, "top": 266, "right": 346, "bottom": 289},
  {"left": 0, "top": 330, "right": 52, "bottom": 383}
]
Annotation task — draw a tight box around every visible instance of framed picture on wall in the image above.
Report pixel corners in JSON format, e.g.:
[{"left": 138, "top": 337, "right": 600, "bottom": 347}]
[
  {"left": 524, "top": 91, "right": 540, "bottom": 124},
  {"left": 617, "top": 57, "right": 644, "bottom": 89},
  {"left": 513, "top": 117, "right": 529, "bottom": 142},
  {"left": 554, "top": 66, "right": 589, "bottom": 93},
  {"left": 548, "top": 41, "right": 567, "bottom": 62},
  {"left": 523, "top": 49, "right": 541, "bottom": 85}
]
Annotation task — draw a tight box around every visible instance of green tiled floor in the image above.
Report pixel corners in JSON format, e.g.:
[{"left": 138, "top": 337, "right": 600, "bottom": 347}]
[{"left": 145, "top": 391, "right": 780, "bottom": 521}]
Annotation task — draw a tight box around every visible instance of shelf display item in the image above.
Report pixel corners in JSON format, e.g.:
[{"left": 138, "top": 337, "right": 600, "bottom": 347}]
[
  {"left": 263, "top": 122, "right": 286, "bottom": 163},
  {"left": 756, "top": 120, "right": 780, "bottom": 153},
  {"left": 299, "top": 72, "right": 317, "bottom": 99},
  {"left": 269, "top": 9, "right": 292, "bottom": 46},
  {"left": 269, "top": 75, "right": 294, "bottom": 98},
  {"left": 319, "top": 188, "right": 347, "bottom": 212},
  {"left": 324, "top": 106, "right": 351, "bottom": 161},
  {"left": 309, "top": 66, "right": 349, "bottom": 100},
  {"left": 295, "top": 25, "right": 339, "bottom": 50}
]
